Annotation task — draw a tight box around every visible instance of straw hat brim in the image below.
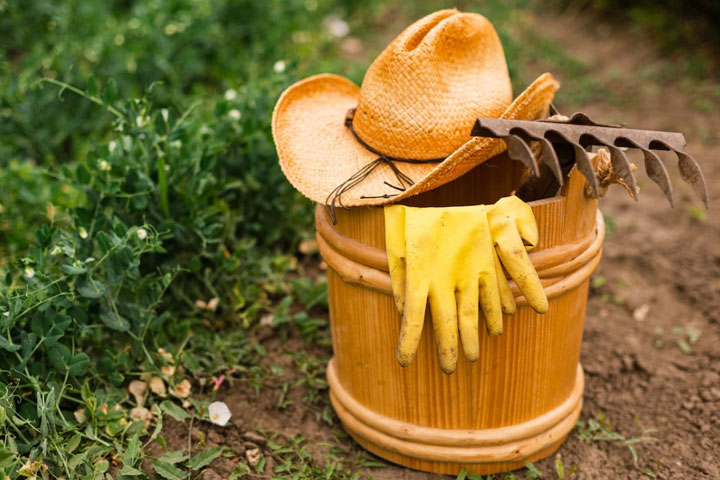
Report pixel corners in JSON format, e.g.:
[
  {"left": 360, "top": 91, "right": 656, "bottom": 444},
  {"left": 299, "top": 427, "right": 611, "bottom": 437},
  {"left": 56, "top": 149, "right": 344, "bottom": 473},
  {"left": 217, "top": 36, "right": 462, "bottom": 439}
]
[{"left": 272, "top": 72, "right": 558, "bottom": 207}]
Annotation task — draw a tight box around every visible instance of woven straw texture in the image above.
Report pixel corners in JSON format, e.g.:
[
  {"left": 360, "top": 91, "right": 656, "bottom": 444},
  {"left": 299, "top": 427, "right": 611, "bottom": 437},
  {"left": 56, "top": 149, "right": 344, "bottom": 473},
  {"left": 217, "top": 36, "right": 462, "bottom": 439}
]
[{"left": 272, "top": 9, "right": 559, "bottom": 206}]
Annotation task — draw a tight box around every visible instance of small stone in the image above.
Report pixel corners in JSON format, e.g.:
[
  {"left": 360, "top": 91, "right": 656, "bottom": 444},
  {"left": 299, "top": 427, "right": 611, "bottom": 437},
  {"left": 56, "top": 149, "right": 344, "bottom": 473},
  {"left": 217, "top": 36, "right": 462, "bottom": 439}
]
[
  {"left": 621, "top": 355, "right": 635, "bottom": 372},
  {"left": 633, "top": 304, "right": 650, "bottom": 322},
  {"left": 682, "top": 401, "right": 694, "bottom": 410},
  {"left": 699, "top": 389, "right": 715, "bottom": 402}
]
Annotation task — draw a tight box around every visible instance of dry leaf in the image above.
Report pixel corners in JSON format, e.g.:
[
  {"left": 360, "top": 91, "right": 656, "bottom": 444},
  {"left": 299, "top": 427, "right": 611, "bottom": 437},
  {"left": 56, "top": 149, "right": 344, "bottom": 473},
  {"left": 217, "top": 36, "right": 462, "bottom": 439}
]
[
  {"left": 128, "top": 380, "right": 147, "bottom": 405},
  {"left": 130, "top": 406, "right": 153, "bottom": 428},
  {"left": 161, "top": 365, "right": 176, "bottom": 378},
  {"left": 170, "top": 378, "right": 192, "bottom": 398},
  {"left": 298, "top": 239, "right": 317, "bottom": 255},
  {"left": 246, "top": 448, "right": 261, "bottom": 468},
  {"left": 157, "top": 347, "right": 174, "bottom": 363},
  {"left": 207, "top": 297, "right": 219, "bottom": 311},
  {"left": 149, "top": 376, "right": 167, "bottom": 397},
  {"left": 73, "top": 408, "right": 86, "bottom": 424}
]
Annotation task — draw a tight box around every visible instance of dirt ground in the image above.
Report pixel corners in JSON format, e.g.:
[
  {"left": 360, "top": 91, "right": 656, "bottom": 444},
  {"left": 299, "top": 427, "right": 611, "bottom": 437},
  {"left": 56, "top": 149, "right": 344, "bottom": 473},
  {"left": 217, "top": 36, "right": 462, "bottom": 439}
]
[{"left": 160, "top": 10, "right": 719, "bottom": 480}]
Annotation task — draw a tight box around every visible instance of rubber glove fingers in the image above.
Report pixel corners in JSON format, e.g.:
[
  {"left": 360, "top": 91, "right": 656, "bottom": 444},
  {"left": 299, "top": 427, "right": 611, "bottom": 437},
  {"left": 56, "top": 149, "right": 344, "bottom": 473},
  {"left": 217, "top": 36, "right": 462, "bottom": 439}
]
[
  {"left": 478, "top": 265, "right": 504, "bottom": 335},
  {"left": 384, "top": 205, "right": 407, "bottom": 315},
  {"left": 455, "top": 279, "right": 480, "bottom": 362},
  {"left": 396, "top": 208, "right": 442, "bottom": 367},
  {"left": 429, "top": 284, "right": 459, "bottom": 374},
  {"left": 493, "top": 248, "right": 516, "bottom": 315},
  {"left": 494, "top": 196, "right": 539, "bottom": 250},
  {"left": 489, "top": 197, "right": 549, "bottom": 314},
  {"left": 397, "top": 276, "right": 431, "bottom": 367}
]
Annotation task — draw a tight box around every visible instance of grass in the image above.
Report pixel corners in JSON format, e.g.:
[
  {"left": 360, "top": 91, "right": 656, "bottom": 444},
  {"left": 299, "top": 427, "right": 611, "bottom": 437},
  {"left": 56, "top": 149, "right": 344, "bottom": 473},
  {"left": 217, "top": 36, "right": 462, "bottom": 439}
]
[{"left": 576, "top": 412, "right": 658, "bottom": 476}]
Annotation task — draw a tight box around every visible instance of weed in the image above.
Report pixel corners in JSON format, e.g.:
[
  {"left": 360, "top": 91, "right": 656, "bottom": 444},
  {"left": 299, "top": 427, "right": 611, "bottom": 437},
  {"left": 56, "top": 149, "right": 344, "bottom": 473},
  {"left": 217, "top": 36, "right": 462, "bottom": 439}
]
[{"left": 576, "top": 413, "right": 657, "bottom": 471}]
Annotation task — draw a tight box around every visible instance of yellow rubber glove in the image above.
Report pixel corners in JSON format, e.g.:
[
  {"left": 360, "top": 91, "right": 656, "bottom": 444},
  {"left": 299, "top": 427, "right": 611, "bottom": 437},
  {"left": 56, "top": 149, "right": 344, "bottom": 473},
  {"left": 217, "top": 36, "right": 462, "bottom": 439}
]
[
  {"left": 385, "top": 205, "right": 505, "bottom": 374},
  {"left": 487, "top": 196, "right": 549, "bottom": 314}
]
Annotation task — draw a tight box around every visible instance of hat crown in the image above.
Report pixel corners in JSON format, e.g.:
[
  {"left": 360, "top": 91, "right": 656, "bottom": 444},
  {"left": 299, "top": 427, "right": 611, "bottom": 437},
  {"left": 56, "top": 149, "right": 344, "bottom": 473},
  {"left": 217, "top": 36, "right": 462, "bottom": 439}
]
[{"left": 353, "top": 10, "right": 513, "bottom": 159}]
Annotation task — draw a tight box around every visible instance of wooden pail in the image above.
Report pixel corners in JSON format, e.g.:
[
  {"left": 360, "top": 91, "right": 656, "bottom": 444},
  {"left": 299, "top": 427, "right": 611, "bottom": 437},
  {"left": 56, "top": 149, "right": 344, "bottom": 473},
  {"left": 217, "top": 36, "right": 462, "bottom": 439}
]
[{"left": 316, "top": 155, "right": 602, "bottom": 475}]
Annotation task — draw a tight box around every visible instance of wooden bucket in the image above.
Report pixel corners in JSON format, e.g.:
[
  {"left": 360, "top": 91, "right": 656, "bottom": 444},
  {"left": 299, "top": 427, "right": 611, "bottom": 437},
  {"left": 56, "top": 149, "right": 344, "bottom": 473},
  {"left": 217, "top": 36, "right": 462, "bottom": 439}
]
[{"left": 316, "top": 155, "right": 602, "bottom": 475}]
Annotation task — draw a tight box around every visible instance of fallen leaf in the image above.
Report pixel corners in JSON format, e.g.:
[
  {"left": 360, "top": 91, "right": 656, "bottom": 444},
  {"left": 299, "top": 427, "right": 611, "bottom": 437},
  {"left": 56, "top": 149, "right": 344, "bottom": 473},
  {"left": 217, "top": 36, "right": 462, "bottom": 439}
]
[
  {"left": 150, "top": 376, "right": 167, "bottom": 397},
  {"left": 128, "top": 380, "right": 147, "bottom": 405},
  {"left": 171, "top": 378, "right": 192, "bottom": 399}
]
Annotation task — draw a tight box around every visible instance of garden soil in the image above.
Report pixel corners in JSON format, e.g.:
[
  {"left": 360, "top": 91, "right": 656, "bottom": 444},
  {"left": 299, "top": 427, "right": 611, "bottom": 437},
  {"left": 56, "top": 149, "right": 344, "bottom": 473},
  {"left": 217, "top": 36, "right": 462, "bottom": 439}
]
[{"left": 158, "top": 11, "right": 719, "bottom": 480}]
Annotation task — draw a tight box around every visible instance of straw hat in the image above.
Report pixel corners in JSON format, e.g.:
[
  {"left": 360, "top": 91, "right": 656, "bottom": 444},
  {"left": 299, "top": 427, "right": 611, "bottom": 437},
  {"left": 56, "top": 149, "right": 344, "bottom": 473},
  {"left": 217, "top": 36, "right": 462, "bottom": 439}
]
[{"left": 272, "top": 9, "right": 558, "bottom": 208}]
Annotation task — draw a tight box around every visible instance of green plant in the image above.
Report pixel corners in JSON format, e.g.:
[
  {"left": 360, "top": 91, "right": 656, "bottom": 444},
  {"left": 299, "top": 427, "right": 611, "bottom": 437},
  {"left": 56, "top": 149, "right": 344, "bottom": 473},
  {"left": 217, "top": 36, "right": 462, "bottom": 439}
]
[{"left": 576, "top": 413, "right": 657, "bottom": 469}]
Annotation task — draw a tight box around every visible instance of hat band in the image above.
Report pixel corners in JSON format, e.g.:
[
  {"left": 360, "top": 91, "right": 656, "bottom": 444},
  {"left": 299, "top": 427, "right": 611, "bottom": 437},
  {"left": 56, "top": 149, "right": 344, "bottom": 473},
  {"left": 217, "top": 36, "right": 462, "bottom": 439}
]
[{"left": 325, "top": 108, "right": 445, "bottom": 223}]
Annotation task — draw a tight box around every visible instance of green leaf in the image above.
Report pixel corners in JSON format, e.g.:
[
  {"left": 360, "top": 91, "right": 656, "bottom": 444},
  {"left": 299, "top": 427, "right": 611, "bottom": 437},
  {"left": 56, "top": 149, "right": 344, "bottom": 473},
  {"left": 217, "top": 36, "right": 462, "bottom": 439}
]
[
  {"left": 187, "top": 447, "right": 224, "bottom": 470},
  {"left": 76, "top": 164, "right": 91, "bottom": 185},
  {"left": 61, "top": 263, "right": 87, "bottom": 275},
  {"left": 87, "top": 75, "right": 98, "bottom": 97},
  {"left": 118, "top": 465, "right": 144, "bottom": 476},
  {"left": 66, "top": 433, "right": 82, "bottom": 453},
  {"left": 123, "top": 434, "right": 142, "bottom": 465},
  {"left": 0, "top": 336, "right": 20, "bottom": 353},
  {"left": 48, "top": 343, "right": 72, "bottom": 373},
  {"left": 68, "top": 452, "right": 87, "bottom": 469},
  {"left": 101, "top": 78, "right": 118, "bottom": 106},
  {"left": 0, "top": 444, "right": 15, "bottom": 467},
  {"left": 78, "top": 278, "right": 107, "bottom": 299},
  {"left": 524, "top": 461, "right": 542, "bottom": 479},
  {"left": 159, "top": 450, "right": 187, "bottom": 465},
  {"left": 152, "top": 460, "right": 185, "bottom": 480},
  {"left": 68, "top": 353, "right": 90, "bottom": 376},
  {"left": 555, "top": 456, "right": 565, "bottom": 479},
  {"left": 456, "top": 469, "right": 467, "bottom": 480},
  {"left": 160, "top": 401, "right": 189, "bottom": 422},
  {"left": 100, "top": 311, "right": 130, "bottom": 331},
  {"left": 96, "top": 459, "right": 109, "bottom": 472}
]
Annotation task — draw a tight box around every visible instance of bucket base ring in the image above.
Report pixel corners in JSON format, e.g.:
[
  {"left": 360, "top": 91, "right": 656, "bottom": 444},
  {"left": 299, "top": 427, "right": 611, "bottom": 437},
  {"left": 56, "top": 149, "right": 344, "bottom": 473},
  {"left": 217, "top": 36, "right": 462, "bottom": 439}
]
[{"left": 327, "top": 359, "right": 584, "bottom": 476}]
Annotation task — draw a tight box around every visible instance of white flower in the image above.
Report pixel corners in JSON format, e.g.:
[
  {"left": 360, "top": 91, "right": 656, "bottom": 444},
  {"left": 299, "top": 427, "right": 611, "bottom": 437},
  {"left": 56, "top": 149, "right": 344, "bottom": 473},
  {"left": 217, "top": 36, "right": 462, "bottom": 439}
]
[
  {"left": 208, "top": 401, "right": 231, "bottom": 426},
  {"left": 324, "top": 15, "right": 349, "bottom": 38},
  {"left": 136, "top": 228, "right": 148, "bottom": 240},
  {"left": 228, "top": 109, "right": 241, "bottom": 120},
  {"left": 161, "top": 108, "right": 169, "bottom": 123},
  {"left": 50, "top": 246, "right": 62, "bottom": 256},
  {"left": 99, "top": 159, "right": 111, "bottom": 171},
  {"left": 273, "top": 60, "right": 286, "bottom": 73},
  {"left": 224, "top": 89, "right": 237, "bottom": 100},
  {"left": 136, "top": 115, "right": 146, "bottom": 127},
  {"left": 78, "top": 227, "right": 88, "bottom": 239},
  {"left": 108, "top": 140, "right": 117, "bottom": 152},
  {"left": 24, "top": 267, "right": 35, "bottom": 279}
]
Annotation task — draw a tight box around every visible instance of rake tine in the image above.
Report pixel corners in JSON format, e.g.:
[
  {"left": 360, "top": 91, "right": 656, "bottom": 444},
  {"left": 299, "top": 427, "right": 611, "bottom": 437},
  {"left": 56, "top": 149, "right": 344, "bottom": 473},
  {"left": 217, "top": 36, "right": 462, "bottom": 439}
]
[
  {"left": 502, "top": 135, "right": 540, "bottom": 176},
  {"left": 606, "top": 145, "right": 639, "bottom": 200},
  {"left": 621, "top": 140, "right": 675, "bottom": 207},
  {"left": 573, "top": 143, "right": 600, "bottom": 198},
  {"left": 673, "top": 150, "right": 709, "bottom": 208},
  {"left": 550, "top": 131, "right": 599, "bottom": 196},
  {"left": 536, "top": 137, "right": 564, "bottom": 186},
  {"left": 643, "top": 149, "right": 674, "bottom": 207}
]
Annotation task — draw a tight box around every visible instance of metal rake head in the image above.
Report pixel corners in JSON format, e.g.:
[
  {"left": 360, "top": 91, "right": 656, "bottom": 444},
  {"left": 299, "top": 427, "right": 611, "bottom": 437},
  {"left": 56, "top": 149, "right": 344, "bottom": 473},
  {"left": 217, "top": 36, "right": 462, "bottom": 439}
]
[{"left": 471, "top": 112, "right": 709, "bottom": 207}]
